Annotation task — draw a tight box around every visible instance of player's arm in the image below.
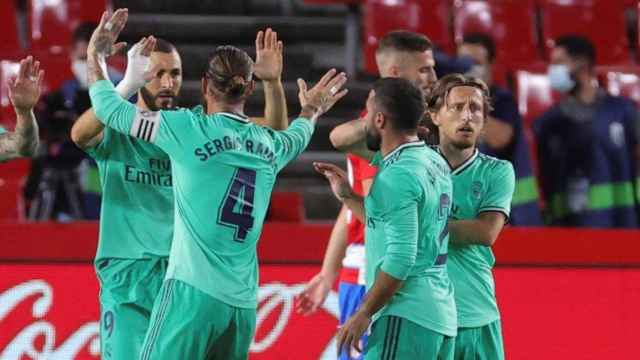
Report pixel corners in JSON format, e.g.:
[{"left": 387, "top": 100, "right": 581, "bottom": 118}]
[
  {"left": 72, "top": 37, "right": 156, "bottom": 150},
  {"left": 330, "top": 118, "right": 375, "bottom": 161},
  {"left": 296, "top": 206, "right": 349, "bottom": 315},
  {"left": 450, "top": 162, "right": 515, "bottom": 246},
  {"left": 251, "top": 28, "right": 288, "bottom": 130},
  {"left": 0, "top": 56, "right": 43, "bottom": 162},
  {"left": 483, "top": 116, "right": 514, "bottom": 150},
  {"left": 313, "top": 162, "right": 365, "bottom": 222},
  {"left": 337, "top": 171, "right": 418, "bottom": 354}
]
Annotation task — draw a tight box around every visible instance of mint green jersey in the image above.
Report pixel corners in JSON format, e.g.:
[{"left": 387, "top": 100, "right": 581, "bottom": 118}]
[
  {"left": 365, "top": 141, "right": 457, "bottom": 337},
  {"left": 90, "top": 80, "right": 314, "bottom": 309},
  {"left": 0, "top": 126, "right": 6, "bottom": 134},
  {"left": 86, "top": 126, "right": 173, "bottom": 261},
  {"left": 441, "top": 148, "right": 515, "bottom": 328}
]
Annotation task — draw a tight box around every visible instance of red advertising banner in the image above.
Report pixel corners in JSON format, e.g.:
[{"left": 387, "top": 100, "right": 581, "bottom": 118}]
[{"left": 1, "top": 264, "right": 640, "bottom": 360}]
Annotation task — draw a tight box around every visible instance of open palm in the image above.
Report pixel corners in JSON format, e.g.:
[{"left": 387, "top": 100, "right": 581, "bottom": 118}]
[
  {"left": 253, "top": 28, "right": 283, "bottom": 82},
  {"left": 8, "top": 56, "right": 44, "bottom": 112}
]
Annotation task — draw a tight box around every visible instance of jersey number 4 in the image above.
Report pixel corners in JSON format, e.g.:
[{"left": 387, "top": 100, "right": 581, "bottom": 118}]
[{"left": 218, "top": 168, "right": 256, "bottom": 242}]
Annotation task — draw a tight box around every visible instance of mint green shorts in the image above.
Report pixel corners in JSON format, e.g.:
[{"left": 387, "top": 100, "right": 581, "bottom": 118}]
[
  {"left": 365, "top": 315, "right": 455, "bottom": 359},
  {"left": 454, "top": 320, "right": 504, "bottom": 360},
  {"left": 96, "top": 257, "right": 168, "bottom": 360},
  {"left": 139, "top": 279, "right": 256, "bottom": 360}
]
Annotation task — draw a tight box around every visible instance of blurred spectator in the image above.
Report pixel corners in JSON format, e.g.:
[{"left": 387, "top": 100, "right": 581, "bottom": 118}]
[
  {"left": 24, "top": 22, "right": 121, "bottom": 221},
  {"left": 535, "top": 35, "right": 639, "bottom": 227},
  {"left": 457, "top": 33, "right": 543, "bottom": 226}
]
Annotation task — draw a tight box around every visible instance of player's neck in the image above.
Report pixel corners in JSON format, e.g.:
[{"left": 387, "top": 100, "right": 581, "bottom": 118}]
[
  {"left": 205, "top": 100, "right": 245, "bottom": 116},
  {"left": 380, "top": 133, "right": 420, "bottom": 159},
  {"left": 438, "top": 141, "right": 475, "bottom": 169}
]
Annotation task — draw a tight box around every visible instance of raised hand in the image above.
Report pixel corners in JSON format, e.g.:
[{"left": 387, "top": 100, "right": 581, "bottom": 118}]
[
  {"left": 313, "top": 162, "right": 354, "bottom": 201},
  {"left": 116, "top": 36, "right": 158, "bottom": 98},
  {"left": 88, "top": 9, "right": 129, "bottom": 59},
  {"left": 298, "top": 69, "right": 348, "bottom": 119},
  {"left": 8, "top": 56, "right": 44, "bottom": 113},
  {"left": 253, "top": 28, "right": 283, "bottom": 82}
]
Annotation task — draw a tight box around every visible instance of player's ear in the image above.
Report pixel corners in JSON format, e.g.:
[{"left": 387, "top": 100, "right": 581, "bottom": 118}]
[
  {"left": 201, "top": 77, "right": 208, "bottom": 95},
  {"left": 429, "top": 110, "right": 441, "bottom": 126},
  {"left": 374, "top": 111, "right": 386, "bottom": 130},
  {"left": 245, "top": 79, "right": 255, "bottom": 98}
]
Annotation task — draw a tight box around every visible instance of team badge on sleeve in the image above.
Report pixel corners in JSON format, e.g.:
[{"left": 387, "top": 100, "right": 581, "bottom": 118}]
[{"left": 131, "top": 108, "right": 161, "bottom": 142}]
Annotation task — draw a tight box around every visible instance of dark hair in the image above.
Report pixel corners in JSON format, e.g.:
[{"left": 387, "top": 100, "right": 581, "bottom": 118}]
[
  {"left": 376, "top": 30, "right": 433, "bottom": 56},
  {"left": 154, "top": 38, "right": 177, "bottom": 54},
  {"left": 372, "top": 78, "right": 425, "bottom": 131},
  {"left": 555, "top": 35, "right": 596, "bottom": 68},
  {"left": 424, "top": 74, "right": 492, "bottom": 143},
  {"left": 204, "top": 45, "right": 253, "bottom": 103},
  {"left": 72, "top": 22, "right": 97, "bottom": 45},
  {"left": 462, "top": 33, "right": 496, "bottom": 63}
]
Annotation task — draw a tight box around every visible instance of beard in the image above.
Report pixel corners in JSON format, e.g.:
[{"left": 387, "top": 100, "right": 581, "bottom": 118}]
[
  {"left": 365, "top": 126, "right": 382, "bottom": 151},
  {"left": 140, "top": 86, "right": 177, "bottom": 111}
]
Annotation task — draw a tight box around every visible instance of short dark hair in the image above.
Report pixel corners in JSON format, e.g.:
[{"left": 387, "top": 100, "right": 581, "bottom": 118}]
[
  {"left": 555, "top": 35, "right": 596, "bottom": 68},
  {"left": 154, "top": 38, "right": 177, "bottom": 53},
  {"left": 377, "top": 30, "right": 433, "bottom": 56},
  {"left": 462, "top": 33, "right": 496, "bottom": 63},
  {"left": 72, "top": 22, "right": 97, "bottom": 45},
  {"left": 204, "top": 45, "right": 254, "bottom": 103},
  {"left": 372, "top": 78, "right": 425, "bottom": 131}
]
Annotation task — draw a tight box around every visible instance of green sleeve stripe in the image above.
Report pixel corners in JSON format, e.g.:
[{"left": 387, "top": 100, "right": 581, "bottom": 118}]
[
  {"left": 511, "top": 176, "right": 540, "bottom": 205},
  {"left": 551, "top": 180, "right": 637, "bottom": 217}
]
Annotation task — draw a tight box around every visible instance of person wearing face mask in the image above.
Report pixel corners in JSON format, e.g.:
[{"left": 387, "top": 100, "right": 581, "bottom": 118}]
[
  {"left": 535, "top": 35, "right": 639, "bottom": 227},
  {"left": 457, "top": 33, "right": 542, "bottom": 226},
  {"left": 23, "top": 23, "right": 122, "bottom": 221}
]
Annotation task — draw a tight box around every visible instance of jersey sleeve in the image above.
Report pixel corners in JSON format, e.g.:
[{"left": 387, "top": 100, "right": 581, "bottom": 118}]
[
  {"left": 271, "top": 118, "right": 315, "bottom": 172},
  {"left": 89, "top": 79, "right": 185, "bottom": 154},
  {"left": 479, "top": 161, "right": 516, "bottom": 220},
  {"left": 376, "top": 168, "right": 420, "bottom": 281}
]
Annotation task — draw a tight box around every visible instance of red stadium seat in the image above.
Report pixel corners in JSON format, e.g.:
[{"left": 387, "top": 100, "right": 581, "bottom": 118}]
[
  {"left": 452, "top": 0, "right": 540, "bottom": 69},
  {"left": 0, "top": 0, "right": 22, "bottom": 55},
  {"left": 598, "top": 66, "right": 640, "bottom": 106},
  {"left": 29, "top": 0, "right": 109, "bottom": 54},
  {"left": 0, "top": 60, "right": 22, "bottom": 128},
  {"left": 514, "top": 66, "right": 561, "bottom": 130},
  {"left": 363, "top": 0, "right": 453, "bottom": 75},
  {"left": 0, "top": 159, "right": 30, "bottom": 221},
  {"left": 539, "top": 0, "right": 632, "bottom": 65},
  {"left": 268, "top": 192, "right": 305, "bottom": 222}
]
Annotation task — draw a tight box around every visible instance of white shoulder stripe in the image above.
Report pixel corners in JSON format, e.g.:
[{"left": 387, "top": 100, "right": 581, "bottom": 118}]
[{"left": 131, "top": 109, "right": 161, "bottom": 142}]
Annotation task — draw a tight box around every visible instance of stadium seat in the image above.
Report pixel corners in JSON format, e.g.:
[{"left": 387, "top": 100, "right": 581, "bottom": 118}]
[
  {"left": 598, "top": 66, "right": 640, "bottom": 106},
  {"left": 29, "top": 0, "right": 109, "bottom": 54},
  {"left": 268, "top": 191, "right": 305, "bottom": 222},
  {"left": 0, "top": 60, "right": 22, "bottom": 129},
  {"left": 0, "top": 0, "right": 22, "bottom": 56},
  {"left": 363, "top": 0, "right": 453, "bottom": 75},
  {"left": 452, "top": 0, "right": 540, "bottom": 69},
  {"left": 0, "top": 159, "right": 30, "bottom": 221},
  {"left": 538, "top": 0, "right": 632, "bottom": 65},
  {"left": 514, "top": 66, "right": 561, "bottom": 130}
]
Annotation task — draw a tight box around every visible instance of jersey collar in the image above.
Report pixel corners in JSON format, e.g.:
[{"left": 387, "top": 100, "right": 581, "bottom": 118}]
[
  {"left": 382, "top": 140, "right": 425, "bottom": 163},
  {"left": 436, "top": 147, "right": 479, "bottom": 176},
  {"left": 218, "top": 111, "right": 250, "bottom": 123}
]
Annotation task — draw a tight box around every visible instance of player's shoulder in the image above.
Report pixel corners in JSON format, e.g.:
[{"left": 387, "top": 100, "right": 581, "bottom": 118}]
[{"left": 477, "top": 151, "right": 514, "bottom": 176}]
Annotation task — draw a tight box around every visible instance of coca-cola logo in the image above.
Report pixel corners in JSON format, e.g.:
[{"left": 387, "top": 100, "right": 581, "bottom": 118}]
[
  {"left": 0, "top": 280, "right": 100, "bottom": 360},
  {"left": 1, "top": 279, "right": 339, "bottom": 359}
]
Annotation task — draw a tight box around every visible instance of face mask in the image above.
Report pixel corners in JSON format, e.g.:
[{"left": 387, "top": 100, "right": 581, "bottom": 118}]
[
  {"left": 71, "top": 60, "right": 89, "bottom": 89},
  {"left": 548, "top": 64, "right": 575, "bottom": 93}
]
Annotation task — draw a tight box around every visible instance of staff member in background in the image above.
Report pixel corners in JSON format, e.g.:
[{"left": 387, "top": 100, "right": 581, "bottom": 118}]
[
  {"left": 535, "top": 35, "right": 639, "bottom": 227},
  {"left": 0, "top": 57, "right": 42, "bottom": 162},
  {"left": 457, "top": 33, "right": 542, "bottom": 226}
]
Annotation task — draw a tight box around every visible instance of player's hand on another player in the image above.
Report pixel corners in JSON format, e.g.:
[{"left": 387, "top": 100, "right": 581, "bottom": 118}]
[
  {"left": 337, "top": 310, "right": 370, "bottom": 356},
  {"left": 253, "top": 28, "right": 283, "bottom": 82},
  {"left": 88, "top": 9, "right": 129, "bottom": 59},
  {"left": 296, "top": 273, "right": 332, "bottom": 316},
  {"left": 313, "top": 162, "right": 354, "bottom": 201},
  {"left": 116, "top": 36, "right": 159, "bottom": 98},
  {"left": 8, "top": 56, "right": 44, "bottom": 113},
  {"left": 298, "top": 69, "right": 348, "bottom": 120}
]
